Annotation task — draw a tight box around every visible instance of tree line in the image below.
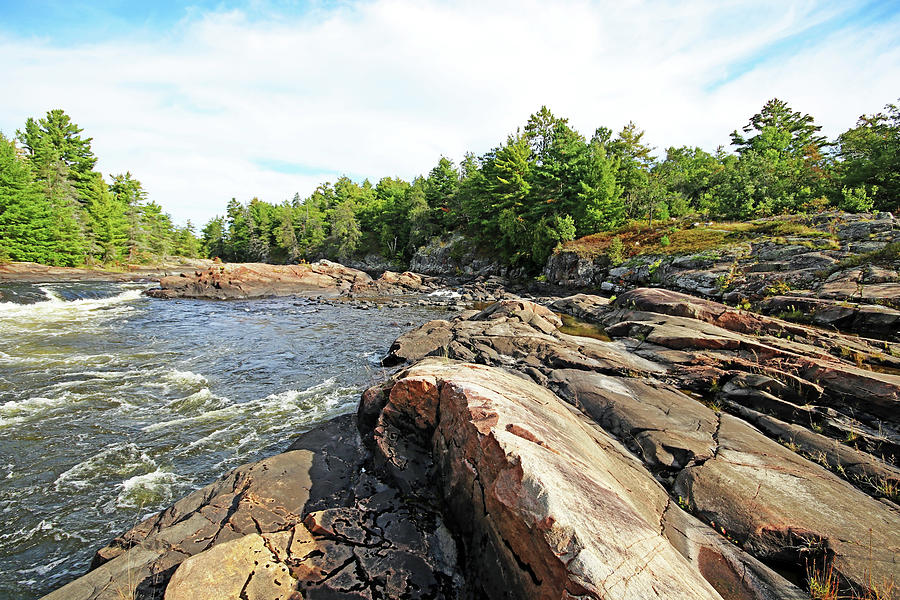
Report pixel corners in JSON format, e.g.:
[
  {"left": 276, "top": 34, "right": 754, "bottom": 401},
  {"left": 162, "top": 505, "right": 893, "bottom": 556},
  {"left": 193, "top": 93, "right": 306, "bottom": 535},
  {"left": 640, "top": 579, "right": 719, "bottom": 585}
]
[
  {"left": 202, "top": 98, "right": 900, "bottom": 272},
  {"left": 2, "top": 99, "right": 898, "bottom": 271},
  {"left": 0, "top": 110, "right": 200, "bottom": 266}
]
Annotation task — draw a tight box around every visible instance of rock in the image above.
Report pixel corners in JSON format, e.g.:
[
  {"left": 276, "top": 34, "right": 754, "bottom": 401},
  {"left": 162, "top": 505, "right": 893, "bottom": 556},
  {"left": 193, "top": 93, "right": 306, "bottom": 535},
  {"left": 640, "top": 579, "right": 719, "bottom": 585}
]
[
  {"left": 367, "top": 360, "right": 726, "bottom": 599},
  {"left": 546, "top": 293, "right": 611, "bottom": 322},
  {"left": 374, "top": 291, "right": 900, "bottom": 598},
  {"left": 382, "top": 319, "right": 454, "bottom": 366},
  {"left": 164, "top": 533, "right": 294, "bottom": 600},
  {"left": 146, "top": 260, "right": 373, "bottom": 300},
  {"left": 760, "top": 295, "right": 900, "bottom": 340},
  {"left": 43, "top": 414, "right": 464, "bottom": 600},
  {"left": 673, "top": 414, "right": 900, "bottom": 594},
  {"left": 382, "top": 298, "right": 662, "bottom": 378},
  {"left": 549, "top": 369, "right": 717, "bottom": 469},
  {"left": 410, "top": 234, "right": 506, "bottom": 277},
  {"left": 542, "top": 212, "right": 900, "bottom": 305}
]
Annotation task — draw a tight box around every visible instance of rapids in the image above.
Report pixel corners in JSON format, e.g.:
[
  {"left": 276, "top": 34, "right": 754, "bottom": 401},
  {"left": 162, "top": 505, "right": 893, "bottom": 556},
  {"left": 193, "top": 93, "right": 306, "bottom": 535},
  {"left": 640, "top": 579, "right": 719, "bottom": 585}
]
[{"left": 0, "top": 282, "right": 446, "bottom": 599}]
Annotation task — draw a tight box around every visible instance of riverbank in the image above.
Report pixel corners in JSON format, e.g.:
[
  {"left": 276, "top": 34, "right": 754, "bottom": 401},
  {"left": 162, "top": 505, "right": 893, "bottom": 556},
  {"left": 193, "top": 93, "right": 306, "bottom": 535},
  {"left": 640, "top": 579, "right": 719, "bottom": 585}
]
[
  {"left": 0, "top": 260, "right": 213, "bottom": 284},
  {"left": 39, "top": 285, "right": 900, "bottom": 599}
]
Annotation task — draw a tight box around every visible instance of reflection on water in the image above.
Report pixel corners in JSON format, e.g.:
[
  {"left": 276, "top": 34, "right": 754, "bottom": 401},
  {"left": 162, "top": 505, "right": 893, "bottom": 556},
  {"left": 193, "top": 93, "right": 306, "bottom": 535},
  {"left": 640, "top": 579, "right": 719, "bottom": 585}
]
[
  {"left": 557, "top": 313, "right": 612, "bottom": 341},
  {"left": 0, "top": 282, "right": 446, "bottom": 599}
]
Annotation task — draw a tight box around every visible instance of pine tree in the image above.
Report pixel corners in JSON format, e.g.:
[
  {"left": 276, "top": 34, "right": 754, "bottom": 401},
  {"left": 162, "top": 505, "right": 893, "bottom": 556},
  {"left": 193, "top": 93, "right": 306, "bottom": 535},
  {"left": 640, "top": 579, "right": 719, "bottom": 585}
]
[
  {"left": 0, "top": 134, "right": 55, "bottom": 262},
  {"left": 17, "top": 109, "right": 98, "bottom": 205},
  {"left": 85, "top": 172, "right": 127, "bottom": 263}
]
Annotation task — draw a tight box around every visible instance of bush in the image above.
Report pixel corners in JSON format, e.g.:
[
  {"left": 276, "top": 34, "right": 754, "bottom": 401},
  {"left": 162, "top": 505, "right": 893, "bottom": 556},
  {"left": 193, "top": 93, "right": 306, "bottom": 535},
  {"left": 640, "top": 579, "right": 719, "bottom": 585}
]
[
  {"left": 607, "top": 236, "right": 625, "bottom": 266},
  {"left": 840, "top": 186, "right": 875, "bottom": 213}
]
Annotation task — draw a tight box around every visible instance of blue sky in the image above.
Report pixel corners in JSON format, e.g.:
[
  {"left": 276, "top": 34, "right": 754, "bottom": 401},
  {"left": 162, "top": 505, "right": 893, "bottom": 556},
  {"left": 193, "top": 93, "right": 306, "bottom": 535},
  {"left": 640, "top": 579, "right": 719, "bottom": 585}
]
[{"left": 1, "top": 0, "right": 898, "bottom": 225}]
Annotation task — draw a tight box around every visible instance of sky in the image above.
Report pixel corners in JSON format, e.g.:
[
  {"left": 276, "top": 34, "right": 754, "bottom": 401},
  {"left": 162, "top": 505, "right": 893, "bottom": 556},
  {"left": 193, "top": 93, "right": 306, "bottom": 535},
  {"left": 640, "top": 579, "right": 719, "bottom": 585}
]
[{"left": 1, "top": 0, "right": 898, "bottom": 226}]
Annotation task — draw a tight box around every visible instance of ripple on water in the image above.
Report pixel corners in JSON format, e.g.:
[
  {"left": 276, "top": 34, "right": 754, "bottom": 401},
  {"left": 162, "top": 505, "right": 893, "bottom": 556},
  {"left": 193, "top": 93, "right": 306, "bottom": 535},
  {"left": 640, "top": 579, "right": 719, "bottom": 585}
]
[
  {"left": 0, "top": 281, "right": 449, "bottom": 600},
  {"left": 162, "top": 369, "right": 209, "bottom": 389},
  {"left": 0, "top": 394, "right": 72, "bottom": 428},
  {"left": 53, "top": 443, "right": 158, "bottom": 492},
  {"left": 116, "top": 468, "right": 179, "bottom": 509}
]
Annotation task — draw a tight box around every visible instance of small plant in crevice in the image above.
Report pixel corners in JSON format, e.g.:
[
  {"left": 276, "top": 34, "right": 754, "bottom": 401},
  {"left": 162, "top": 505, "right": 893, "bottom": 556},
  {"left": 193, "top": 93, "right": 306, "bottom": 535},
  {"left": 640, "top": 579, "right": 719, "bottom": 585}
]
[
  {"left": 781, "top": 438, "right": 801, "bottom": 453},
  {"left": 873, "top": 476, "right": 899, "bottom": 503},
  {"left": 806, "top": 559, "right": 840, "bottom": 600}
]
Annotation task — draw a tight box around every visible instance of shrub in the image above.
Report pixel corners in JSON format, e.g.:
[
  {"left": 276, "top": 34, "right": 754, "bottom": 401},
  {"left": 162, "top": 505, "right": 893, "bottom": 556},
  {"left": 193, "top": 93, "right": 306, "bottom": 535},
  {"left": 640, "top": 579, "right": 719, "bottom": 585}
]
[{"left": 607, "top": 236, "right": 625, "bottom": 266}]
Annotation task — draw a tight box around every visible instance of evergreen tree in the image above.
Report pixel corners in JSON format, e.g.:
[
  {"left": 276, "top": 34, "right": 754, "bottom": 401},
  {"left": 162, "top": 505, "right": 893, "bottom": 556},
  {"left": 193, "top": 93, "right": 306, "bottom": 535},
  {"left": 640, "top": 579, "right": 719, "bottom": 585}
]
[
  {"left": 201, "top": 216, "right": 227, "bottom": 259},
  {"left": 225, "top": 198, "right": 251, "bottom": 261},
  {"left": 608, "top": 121, "right": 655, "bottom": 220},
  {"left": 275, "top": 206, "right": 301, "bottom": 263},
  {"left": 17, "top": 109, "right": 98, "bottom": 205},
  {"left": 0, "top": 134, "right": 56, "bottom": 263},
  {"left": 173, "top": 221, "right": 202, "bottom": 258},
  {"left": 110, "top": 172, "right": 149, "bottom": 260},
  {"left": 731, "top": 98, "right": 827, "bottom": 157},
  {"left": 85, "top": 172, "right": 127, "bottom": 262}
]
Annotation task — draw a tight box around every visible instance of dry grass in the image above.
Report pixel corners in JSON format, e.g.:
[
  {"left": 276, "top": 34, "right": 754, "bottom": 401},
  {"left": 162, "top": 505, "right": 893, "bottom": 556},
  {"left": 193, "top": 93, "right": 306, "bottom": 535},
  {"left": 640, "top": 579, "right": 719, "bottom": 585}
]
[{"left": 806, "top": 533, "right": 896, "bottom": 600}]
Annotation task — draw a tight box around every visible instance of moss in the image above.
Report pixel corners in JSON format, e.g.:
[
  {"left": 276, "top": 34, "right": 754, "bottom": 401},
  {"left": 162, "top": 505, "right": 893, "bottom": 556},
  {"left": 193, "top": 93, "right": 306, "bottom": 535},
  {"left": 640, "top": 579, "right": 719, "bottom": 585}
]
[
  {"left": 830, "top": 241, "right": 900, "bottom": 273},
  {"left": 560, "top": 216, "right": 839, "bottom": 261}
]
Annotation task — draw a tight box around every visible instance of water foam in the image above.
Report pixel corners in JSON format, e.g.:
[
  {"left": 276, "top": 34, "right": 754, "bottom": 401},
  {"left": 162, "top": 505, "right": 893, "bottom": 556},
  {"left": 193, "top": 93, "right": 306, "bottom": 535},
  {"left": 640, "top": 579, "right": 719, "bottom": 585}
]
[
  {"left": 54, "top": 444, "right": 157, "bottom": 491},
  {"left": 428, "top": 289, "right": 462, "bottom": 299},
  {"left": 116, "top": 468, "right": 178, "bottom": 508},
  {"left": 163, "top": 369, "right": 208, "bottom": 388},
  {"left": 0, "top": 395, "right": 71, "bottom": 427},
  {"left": 0, "top": 287, "right": 146, "bottom": 334}
]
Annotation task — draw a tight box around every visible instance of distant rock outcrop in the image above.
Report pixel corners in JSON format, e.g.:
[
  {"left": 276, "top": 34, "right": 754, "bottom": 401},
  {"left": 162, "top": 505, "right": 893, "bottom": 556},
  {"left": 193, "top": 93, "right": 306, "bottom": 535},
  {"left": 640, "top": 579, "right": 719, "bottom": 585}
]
[
  {"left": 145, "top": 260, "right": 374, "bottom": 299},
  {"left": 544, "top": 212, "right": 900, "bottom": 315}
]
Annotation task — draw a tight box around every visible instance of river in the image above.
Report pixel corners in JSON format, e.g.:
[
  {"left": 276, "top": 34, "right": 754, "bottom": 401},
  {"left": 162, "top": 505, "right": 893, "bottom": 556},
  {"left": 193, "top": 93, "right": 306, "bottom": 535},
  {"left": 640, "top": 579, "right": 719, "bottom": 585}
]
[{"left": 0, "top": 282, "right": 447, "bottom": 599}]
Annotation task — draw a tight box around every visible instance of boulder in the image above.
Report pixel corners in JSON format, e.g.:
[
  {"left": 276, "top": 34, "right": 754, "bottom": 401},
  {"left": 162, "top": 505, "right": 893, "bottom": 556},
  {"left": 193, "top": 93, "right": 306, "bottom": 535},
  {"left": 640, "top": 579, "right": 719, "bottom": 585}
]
[{"left": 366, "top": 360, "right": 728, "bottom": 599}]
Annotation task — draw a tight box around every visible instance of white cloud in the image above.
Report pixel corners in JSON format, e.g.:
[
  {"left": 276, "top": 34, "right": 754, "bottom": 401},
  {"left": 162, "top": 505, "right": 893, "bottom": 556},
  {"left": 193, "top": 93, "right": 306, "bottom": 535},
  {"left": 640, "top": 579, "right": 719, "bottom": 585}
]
[{"left": 1, "top": 0, "right": 897, "bottom": 225}]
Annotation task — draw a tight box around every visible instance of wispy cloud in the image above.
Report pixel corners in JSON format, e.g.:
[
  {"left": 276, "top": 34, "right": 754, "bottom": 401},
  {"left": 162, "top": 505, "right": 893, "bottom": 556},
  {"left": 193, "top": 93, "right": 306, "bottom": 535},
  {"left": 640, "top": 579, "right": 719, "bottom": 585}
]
[{"left": 1, "top": 0, "right": 898, "bottom": 225}]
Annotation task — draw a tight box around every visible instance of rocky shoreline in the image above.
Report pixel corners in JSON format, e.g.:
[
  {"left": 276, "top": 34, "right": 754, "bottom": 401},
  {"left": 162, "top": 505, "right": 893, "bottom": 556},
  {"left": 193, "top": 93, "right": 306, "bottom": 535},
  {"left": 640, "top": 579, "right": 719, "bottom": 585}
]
[
  {"left": 39, "top": 284, "right": 899, "bottom": 599},
  {"left": 11, "top": 212, "right": 900, "bottom": 599}
]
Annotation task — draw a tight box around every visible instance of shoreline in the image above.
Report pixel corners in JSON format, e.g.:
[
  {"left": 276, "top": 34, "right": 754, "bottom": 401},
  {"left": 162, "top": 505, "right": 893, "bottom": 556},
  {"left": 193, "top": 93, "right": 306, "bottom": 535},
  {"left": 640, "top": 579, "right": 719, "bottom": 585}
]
[
  {"left": 33, "top": 287, "right": 900, "bottom": 600},
  {"left": 0, "top": 260, "right": 214, "bottom": 284}
]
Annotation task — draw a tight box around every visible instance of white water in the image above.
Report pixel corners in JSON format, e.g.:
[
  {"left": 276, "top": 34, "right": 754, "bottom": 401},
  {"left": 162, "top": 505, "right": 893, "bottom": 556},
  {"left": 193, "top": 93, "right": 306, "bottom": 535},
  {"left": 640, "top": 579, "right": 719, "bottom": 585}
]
[{"left": 0, "top": 282, "right": 446, "bottom": 600}]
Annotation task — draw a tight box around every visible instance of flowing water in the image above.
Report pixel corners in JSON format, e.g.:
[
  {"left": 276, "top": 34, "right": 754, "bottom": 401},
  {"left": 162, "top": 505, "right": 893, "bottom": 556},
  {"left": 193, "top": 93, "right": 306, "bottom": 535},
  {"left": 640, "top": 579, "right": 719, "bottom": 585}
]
[{"left": 0, "top": 282, "right": 447, "bottom": 599}]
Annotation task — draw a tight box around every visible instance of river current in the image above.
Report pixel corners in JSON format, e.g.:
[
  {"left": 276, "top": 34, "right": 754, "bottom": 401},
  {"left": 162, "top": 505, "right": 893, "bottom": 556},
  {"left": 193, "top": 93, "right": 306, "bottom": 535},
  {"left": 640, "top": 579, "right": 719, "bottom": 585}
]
[{"left": 0, "top": 282, "right": 447, "bottom": 599}]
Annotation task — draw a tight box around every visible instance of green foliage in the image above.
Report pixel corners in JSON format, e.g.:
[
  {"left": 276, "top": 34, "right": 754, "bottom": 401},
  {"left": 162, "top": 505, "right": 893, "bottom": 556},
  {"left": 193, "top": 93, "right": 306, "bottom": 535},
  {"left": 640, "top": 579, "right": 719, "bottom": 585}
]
[
  {"left": 0, "top": 133, "right": 58, "bottom": 263},
  {"left": 2, "top": 110, "right": 199, "bottom": 266},
  {"left": 839, "top": 186, "right": 875, "bottom": 213},
  {"left": 9, "top": 98, "right": 887, "bottom": 274},
  {"left": 836, "top": 100, "right": 900, "bottom": 212},
  {"left": 607, "top": 236, "right": 625, "bottom": 266}
]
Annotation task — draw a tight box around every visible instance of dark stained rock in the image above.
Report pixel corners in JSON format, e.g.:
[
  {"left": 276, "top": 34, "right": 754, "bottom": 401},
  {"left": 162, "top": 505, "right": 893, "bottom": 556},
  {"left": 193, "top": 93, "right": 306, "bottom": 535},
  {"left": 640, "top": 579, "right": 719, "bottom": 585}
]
[{"left": 43, "top": 414, "right": 464, "bottom": 600}]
